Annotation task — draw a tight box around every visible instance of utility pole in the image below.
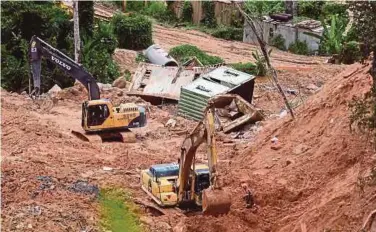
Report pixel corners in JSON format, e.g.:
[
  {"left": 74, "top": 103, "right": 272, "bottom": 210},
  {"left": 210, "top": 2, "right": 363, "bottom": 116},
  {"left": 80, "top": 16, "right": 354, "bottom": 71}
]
[{"left": 73, "top": 0, "right": 80, "bottom": 63}]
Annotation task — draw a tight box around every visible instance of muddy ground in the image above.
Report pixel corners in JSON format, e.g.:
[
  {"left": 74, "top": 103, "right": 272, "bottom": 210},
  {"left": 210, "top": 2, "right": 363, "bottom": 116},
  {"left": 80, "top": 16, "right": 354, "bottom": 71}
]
[{"left": 2, "top": 4, "right": 376, "bottom": 232}]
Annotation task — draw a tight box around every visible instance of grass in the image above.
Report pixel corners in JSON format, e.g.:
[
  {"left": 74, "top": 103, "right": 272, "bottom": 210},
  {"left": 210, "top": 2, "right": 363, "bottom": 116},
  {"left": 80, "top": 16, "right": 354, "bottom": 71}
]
[{"left": 99, "top": 188, "right": 143, "bottom": 232}]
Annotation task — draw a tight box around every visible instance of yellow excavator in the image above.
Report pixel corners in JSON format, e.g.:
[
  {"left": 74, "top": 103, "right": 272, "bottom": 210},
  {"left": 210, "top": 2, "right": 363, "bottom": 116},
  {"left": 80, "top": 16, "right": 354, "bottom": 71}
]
[
  {"left": 141, "top": 104, "right": 232, "bottom": 215},
  {"left": 30, "top": 36, "right": 147, "bottom": 142}
]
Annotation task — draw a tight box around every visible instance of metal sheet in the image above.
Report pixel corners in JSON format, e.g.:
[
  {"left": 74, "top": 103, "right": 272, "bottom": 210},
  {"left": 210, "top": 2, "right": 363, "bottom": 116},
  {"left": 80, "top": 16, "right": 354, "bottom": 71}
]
[
  {"left": 130, "top": 63, "right": 196, "bottom": 100},
  {"left": 202, "top": 66, "right": 255, "bottom": 88}
]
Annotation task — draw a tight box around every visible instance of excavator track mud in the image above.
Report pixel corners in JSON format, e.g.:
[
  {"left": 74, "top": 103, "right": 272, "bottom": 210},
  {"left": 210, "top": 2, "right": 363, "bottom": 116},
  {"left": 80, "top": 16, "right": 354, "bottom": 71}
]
[
  {"left": 202, "top": 188, "right": 231, "bottom": 216},
  {"left": 71, "top": 129, "right": 136, "bottom": 143}
]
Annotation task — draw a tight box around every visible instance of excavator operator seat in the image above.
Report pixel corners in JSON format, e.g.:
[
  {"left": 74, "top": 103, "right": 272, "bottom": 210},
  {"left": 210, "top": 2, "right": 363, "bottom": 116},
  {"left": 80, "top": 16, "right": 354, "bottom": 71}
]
[{"left": 87, "top": 104, "right": 110, "bottom": 127}]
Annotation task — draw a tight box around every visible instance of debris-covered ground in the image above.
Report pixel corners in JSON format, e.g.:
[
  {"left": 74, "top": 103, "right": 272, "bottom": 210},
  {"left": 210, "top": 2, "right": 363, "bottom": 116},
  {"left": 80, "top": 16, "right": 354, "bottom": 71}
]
[{"left": 2, "top": 5, "right": 375, "bottom": 231}]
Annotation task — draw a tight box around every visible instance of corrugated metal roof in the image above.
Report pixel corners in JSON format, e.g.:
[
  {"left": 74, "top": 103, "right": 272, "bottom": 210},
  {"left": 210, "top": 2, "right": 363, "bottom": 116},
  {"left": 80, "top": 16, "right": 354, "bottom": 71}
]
[
  {"left": 202, "top": 66, "right": 254, "bottom": 88},
  {"left": 182, "top": 78, "right": 230, "bottom": 97},
  {"left": 178, "top": 66, "right": 255, "bottom": 121}
]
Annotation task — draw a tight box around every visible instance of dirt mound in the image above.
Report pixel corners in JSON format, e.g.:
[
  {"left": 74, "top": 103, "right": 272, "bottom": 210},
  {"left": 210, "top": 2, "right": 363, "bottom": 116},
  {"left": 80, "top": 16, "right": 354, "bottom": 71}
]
[{"left": 183, "top": 62, "right": 376, "bottom": 231}]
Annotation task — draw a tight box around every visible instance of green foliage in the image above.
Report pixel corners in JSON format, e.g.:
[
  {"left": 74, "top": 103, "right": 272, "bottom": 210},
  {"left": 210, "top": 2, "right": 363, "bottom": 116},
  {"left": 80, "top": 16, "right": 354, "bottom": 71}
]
[
  {"left": 169, "top": 45, "right": 223, "bottom": 65},
  {"left": 322, "top": 2, "right": 349, "bottom": 24},
  {"left": 99, "top": 188, "right": 142, "bottom": 232},
  {"left": 135, "top": 53, "right": 148, "bottom": 63},
  {"left": 297, "top": 1, "right": 325, "bottom": 20},
  {"left": 211, "top": 26, "right": 243, "bottom": 41},
  {"left": 78, "top": 1, "right": 94, "bottom": 37},
  {"left": 143, "top": 1, "right": 176, "bottom": 24},
  {"left": 341, "top": 41, "right": 361, "bottom": 65},
  {"left": 1, "top": 1, "right": 74, "bottom": 92},
  {"left": 349, "top": 1, "right": 376, "bottom": 65},
  {"left": 112, "top": 13, "right": 152, "bottom": 50},
  {"left": 348, "top": 1, "right": 376, "bottom": 143},
  {"left": 252, "top": 50, "right": 271, "bottom": 76},
  {"left": 126, "top": 1, "right": 144, "bottom": 12},
  {"left": 244, "top": 0, "right": 284, "bottom": 18},
  {"left": 349, "top": 86, "right": 376, "bottom": 141},
  {"left": 230, "top": 62, "right": 257, "bottom": 75},
  {"left": 319, "top": 14, "right": 346, "bottom": 55},
  {"left": 288, "top": 40, "right": 309, "bottom": 55},
  {"left": 182, "top": 1, "right": 193, "bottom": 23},
  {"left": 201, "top": 1, "right": 216, "bottom": 28},
  {"left": 271, "top": 34, "right": 286, "bottom": 51},
  {"left": 81, "top": 22, "right": 120, "bottom": 84}
]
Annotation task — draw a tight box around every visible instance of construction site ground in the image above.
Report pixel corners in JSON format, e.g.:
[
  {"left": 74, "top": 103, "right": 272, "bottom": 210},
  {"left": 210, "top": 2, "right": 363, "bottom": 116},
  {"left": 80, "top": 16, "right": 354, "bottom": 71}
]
[{"left": 2, "top": 9, "right": 376, "bottom": 232}]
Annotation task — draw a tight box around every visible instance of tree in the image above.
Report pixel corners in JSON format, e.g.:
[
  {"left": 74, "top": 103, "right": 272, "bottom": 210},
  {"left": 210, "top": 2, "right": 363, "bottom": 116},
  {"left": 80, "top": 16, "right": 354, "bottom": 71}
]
[
  {"left": 348, "top": 1, "right": 376, "bottom": 143},
  {"left": 1, "top": 1, "right": 74, "bottom": 92},
  {"left": 349, "top": 1, "right": 376, "bottom": 80},
  {"left": 78, "top": 1, "right": 94, "bottom": 37}
]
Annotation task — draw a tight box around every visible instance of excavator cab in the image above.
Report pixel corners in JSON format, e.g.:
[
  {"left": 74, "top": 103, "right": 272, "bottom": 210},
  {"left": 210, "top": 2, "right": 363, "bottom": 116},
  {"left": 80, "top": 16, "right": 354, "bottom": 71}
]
[{"left": 81, "top": 100, "right": 147, "bottom": 132}]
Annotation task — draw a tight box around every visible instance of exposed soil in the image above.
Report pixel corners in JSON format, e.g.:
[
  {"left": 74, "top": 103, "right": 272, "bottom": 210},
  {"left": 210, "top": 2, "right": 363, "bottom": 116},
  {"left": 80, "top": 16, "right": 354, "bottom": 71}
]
[{"left": 2, "top": 3, "right": 376, "bottom": 232}]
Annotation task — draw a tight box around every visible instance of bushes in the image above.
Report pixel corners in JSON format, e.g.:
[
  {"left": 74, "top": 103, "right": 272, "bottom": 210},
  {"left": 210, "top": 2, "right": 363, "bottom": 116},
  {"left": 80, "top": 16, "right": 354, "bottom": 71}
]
[
  {"left": 169, "top": 45, "right": 223, "bottom": 65},
  {"left": 341, "top": 41, "right": 361, "bottom": 64},
  {"left": 81, "top": 22, "right": 120, "bottom": 83},
  {"left": 201, "top": 1, "right": 216, "bottom": 28},
  {"left": 1, "top": 1, "right": 74, "bottom": 92},
  {"left": 288, "top": 40, "right": 309, "bottom": 55},
  {"left": 143, "top": 1, "right": 176, "bottom": 24},
  {"left": 230, "top": 62, "right": 257, "bottom": 75},
  {"left": 112, "top": 13, "right": 152, "bottom": 50},
  {"left": 211, "top": 26, "right": 243, "bottom": 41},
  {"left": 78, "top": 1, "right": 94, "bottom": 37},
  {"left": 271, "top": 34, "right": 286, "bottom": 51},
  {"left": 182, "top": 1, "right": 193, "bottom": 22}
]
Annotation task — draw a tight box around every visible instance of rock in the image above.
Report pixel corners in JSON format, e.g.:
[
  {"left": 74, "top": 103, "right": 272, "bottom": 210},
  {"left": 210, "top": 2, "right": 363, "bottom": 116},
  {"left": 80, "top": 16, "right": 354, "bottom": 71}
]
[
  {"left": 271, "top": 144, "right": 282, "bottom": 150},
  {"left": 140, "top": 216, "right": 153, "bottom": 225},
  {"left": 306, "top": 83, "right": 319, "bottom": 91},
  {"left": 165, "top": 118, "right": 177, "bottom": 128},
  {"left": 286, "top": 88, "right": 297, "bottom": 95},
  {"left": 293, "top": 144, "right": 310, "bottom": 155},
  {"left": 173, "top": 220, "right": 187, "bottom": 232},
  {"left": 98, "top": 83, "right": 113, "bottom": 91},
  {"left": 112, "top": 77, "right": 128, "bottom": 89},
  {"left": 103, "top": 166, "right": 113, "bottom": 171},
  {"left": 20, "top": 178, "right": 27, "bottom": 182},
  {"left": 27, "top": 224, "right": 33, "bottom": 229},
  {"left": 48, "top": 84, "right": 62, "bottom": 95},
  {"left": 271, "top": 136, "right": 278, "bottom": 143},
  {"left": 117, "top": 91, "right": 124, "bottom": 97},
  {"left": 155, "top": 222, "right": 172, "bottom": 232},
  {"left": 21, "top": 91, "right": 27, "bottom": 95},
  {"left": 285, "top": 159, "right": 293, "bottom": 167},
  {"left": 279, "top": 110, "right": 287, "bottom": 118}
]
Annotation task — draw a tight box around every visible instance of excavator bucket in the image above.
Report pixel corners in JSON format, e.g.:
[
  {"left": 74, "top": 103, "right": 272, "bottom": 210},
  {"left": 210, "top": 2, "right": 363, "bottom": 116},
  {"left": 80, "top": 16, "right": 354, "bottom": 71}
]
[{"left": 202, "top": 189, "right": 231, "bottom": 216}]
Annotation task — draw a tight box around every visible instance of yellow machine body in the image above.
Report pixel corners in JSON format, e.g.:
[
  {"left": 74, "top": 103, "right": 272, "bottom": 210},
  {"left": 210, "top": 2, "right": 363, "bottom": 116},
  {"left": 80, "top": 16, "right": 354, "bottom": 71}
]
[
  {"left": 81, "top": 99, "right": 147, "bottom": 132},
  {"left": 140, "top": 163, "right": 210, "bottom": 207}
]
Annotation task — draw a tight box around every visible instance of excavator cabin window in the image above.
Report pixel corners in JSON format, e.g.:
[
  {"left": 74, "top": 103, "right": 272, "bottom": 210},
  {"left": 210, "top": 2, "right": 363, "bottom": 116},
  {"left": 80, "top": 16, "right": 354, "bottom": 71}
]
[{"left": 87, "top": 104, "right": 110, "bottom": 126}]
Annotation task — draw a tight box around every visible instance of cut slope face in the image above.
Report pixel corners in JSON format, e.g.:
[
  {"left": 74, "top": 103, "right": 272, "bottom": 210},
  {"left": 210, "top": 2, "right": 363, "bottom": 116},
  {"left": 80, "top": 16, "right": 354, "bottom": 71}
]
[{"left": 182, "top": 63, "right": 376, "bottom": 231}]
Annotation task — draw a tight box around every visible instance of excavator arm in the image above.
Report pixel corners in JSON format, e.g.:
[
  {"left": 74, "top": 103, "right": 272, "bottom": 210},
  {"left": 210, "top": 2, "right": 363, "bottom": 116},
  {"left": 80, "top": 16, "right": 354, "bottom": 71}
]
[
  {"left": 30, "top": 35, "right": 100, "bottom": 100},
  {"left": 177, "top": 106, "right": 231, "bottom": 215}
]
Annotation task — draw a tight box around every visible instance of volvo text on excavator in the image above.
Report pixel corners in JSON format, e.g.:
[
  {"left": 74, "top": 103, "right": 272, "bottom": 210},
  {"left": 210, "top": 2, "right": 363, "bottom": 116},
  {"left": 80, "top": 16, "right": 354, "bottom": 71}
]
[
  {"left": 140, "top": 104, "right": 232, "bottom": 215},
  {"left": 29, "top": 35, "right": 147, "bottom": 142}
]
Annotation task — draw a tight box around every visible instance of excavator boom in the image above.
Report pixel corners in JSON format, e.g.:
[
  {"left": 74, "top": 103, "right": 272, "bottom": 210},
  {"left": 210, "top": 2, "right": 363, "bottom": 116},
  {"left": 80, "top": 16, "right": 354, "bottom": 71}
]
[
  {"left": 30, "top": 35, "right": 100, "bottom": 100},
  {"left": 178, "top": 106, "right": 231, "bottom": 215}
]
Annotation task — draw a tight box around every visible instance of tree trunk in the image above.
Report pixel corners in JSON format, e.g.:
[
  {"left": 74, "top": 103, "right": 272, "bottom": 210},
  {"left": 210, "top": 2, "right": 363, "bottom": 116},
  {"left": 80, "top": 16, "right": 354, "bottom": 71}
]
[
  {"left": 285, "top": 1, "right": 297, "bottom": 16},
  {"left": 73, "top": 0, "right": 80, "bottom": 63},
  {"left": 235, "top": 3, "right": 295, "bottom": 119},
  {"left": 122, "top": 0, "right": 127, "bottom": 12}
]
